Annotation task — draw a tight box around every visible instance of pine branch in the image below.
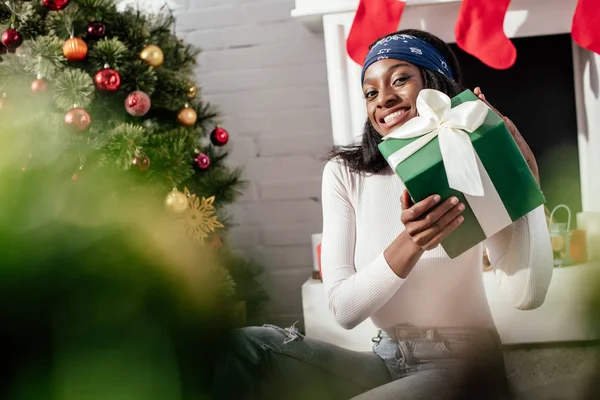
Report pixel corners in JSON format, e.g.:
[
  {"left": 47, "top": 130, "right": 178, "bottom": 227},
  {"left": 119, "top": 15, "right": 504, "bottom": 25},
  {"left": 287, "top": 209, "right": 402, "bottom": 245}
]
[
  {"left": 89, "top": 37, "right": 128, "bottom": 69},
  {"left": 0, "top": 55, "right": 31, "bottom": 95},
  {"left": 53, "top": 68, "right": 95, "bottom": 110},
  {"left": 187, "top": 166, "right": 246, "bottom": 208},
  {"left": 74, "top": 0, "right": 118, "bottom": 22},
  {"left": 195, "top": 101, "right": 219, "bottom": 129},
  {"left": 21, "top": 36, "right": 65, "bottom": 78},
  {"left": 45, "top": 5, "right": 82, "bottom": 40},
  {"left": 103, "top": 123, "right": 147, "bottom": 170},
  {"left": 144, "top": 132, "right": 195, "bottom": 189},
  {"left": 118, "top": 60, "right": 157, "bottom": 94}
]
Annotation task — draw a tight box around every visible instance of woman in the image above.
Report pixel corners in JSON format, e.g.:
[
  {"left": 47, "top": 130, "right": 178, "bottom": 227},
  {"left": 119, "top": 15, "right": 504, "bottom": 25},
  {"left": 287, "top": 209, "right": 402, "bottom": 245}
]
[{"left": 213, "top": 29, "right": 553, "bottom": 400}]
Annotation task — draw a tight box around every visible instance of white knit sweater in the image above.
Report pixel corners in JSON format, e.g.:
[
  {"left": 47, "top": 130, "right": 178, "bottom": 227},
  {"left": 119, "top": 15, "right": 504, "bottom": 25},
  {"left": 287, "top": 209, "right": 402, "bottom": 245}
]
[{"left": 320, "top": 160, "right": 554, "bottom": 331}]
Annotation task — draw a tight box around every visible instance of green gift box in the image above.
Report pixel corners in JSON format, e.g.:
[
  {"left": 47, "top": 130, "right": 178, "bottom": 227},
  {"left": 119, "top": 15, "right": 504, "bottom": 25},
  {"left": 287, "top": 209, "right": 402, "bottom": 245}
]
[{"left": 378, "top": 89, "right": 545, "bottom": 259}]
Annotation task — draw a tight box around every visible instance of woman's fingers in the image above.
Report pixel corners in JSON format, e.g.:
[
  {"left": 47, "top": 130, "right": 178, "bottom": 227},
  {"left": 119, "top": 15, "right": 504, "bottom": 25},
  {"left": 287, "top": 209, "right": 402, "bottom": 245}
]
[
  {"left": 404, "top": 197, "right": 462, "bottom": 235},
  {"left": 401, "top": 193, "right": 441, "bottom": 223},
  {"left": 421, "top": 214, "right": 465, "bottom": 250},
  {"left": 400, "top": 189, "right": 414, "bottom": 210},
  {"left": 474, "top": 87, "right": 504, "bottom": 118},
  {"left": 410, "top": 201, "right": 465, "bottom": 245}
]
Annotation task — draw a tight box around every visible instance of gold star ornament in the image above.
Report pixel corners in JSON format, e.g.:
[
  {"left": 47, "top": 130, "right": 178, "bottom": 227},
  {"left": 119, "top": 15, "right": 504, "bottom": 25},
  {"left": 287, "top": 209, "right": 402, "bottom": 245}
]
[{"left": 181, "top": 187, "right": 224, "bottom": 242}]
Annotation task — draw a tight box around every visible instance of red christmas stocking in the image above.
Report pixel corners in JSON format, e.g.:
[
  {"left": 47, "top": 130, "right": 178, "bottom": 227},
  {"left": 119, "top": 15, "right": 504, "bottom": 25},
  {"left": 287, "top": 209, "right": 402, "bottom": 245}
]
[
  {"left": 572, "top": 0, "right": 600, "bottom": 55},
  {"left": 347, "top": 0, "right": 405, "bottom": 65},
  {"left": 455, "top": 0, "right": 516, "bottom": 70}
]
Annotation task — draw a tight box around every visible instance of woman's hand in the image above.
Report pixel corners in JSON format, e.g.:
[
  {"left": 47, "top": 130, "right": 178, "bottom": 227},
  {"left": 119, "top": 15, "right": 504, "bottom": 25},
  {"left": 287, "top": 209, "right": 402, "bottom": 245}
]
[
  {"left": 400, "top": 190, "right": 465, "bottom": 251},
  {"left": 384, "top": 190, "right": 465, "bottom": 278},
  {"left": 473, "top": 87, "right": 540, "bottom": 184}
]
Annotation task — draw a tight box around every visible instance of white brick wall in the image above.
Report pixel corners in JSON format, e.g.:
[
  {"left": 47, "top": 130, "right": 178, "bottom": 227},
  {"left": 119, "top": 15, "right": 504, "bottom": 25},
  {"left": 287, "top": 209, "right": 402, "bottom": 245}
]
[{"left": 183, "top": 0, "right": 332, "bottom": 328}]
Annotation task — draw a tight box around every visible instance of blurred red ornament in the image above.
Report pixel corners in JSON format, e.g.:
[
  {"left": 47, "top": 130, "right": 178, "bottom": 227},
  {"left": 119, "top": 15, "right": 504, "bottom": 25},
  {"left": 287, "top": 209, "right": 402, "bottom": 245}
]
[
  {"left": 194, "top": 153, "right": 210, "bottom": 169},
  {"left": 87, "top": 21, "right": 106, "bottom": 38},
  {"left": 2, "top": 29, "right": 23, "bottom": 49},
  {"left": 210, "top": 234, "right": 223, "bottom": 250},
  {"left": 132, "top": 155, "right": 151, "bottom": 171},
  {"left": 64, "top": 107, "right": 91, "bottom": 132},
  {"left": 210, "top": 126, "right": 229, "bottom": 146},
  {"left": 125, "top": 90, "right": 151, "bottom": 116},
  {"left": 94, "top": 68, "right": 120, "bottom": 92},
  {"left": 42, "top": 0, "right": 71, "bottom": 10},
  {"left": 31, "top": 78, "right": 47, "bottom": 94},
  {"left": 63, "top": 37, "right": 88, "bottom": 61},
  {"left": 72, "top": 172, "right": 79, "bottom": 180}
]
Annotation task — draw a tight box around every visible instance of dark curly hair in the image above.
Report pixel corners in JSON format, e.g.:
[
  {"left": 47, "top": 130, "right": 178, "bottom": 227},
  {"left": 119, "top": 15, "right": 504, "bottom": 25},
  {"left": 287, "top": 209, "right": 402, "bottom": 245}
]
[{"left": 326, "top": 29, "right": 465, "bottom": 173}]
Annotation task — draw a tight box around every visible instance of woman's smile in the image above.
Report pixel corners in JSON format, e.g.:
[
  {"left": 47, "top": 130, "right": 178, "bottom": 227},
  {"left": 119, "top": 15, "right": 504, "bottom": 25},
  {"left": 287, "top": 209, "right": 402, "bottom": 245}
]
[{"left": 377, "top": 106, "right": 412, "bottom": 131}]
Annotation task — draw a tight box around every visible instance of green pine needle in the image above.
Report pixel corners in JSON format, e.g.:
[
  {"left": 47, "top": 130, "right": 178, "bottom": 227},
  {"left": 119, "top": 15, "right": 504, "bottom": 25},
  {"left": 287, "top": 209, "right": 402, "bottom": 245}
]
[
  {"left": 54, "top": 68, "right": 95, "bottom": 110},
  {"left": 89, "top": 37, "right": 128, "bottom": 69},
  {"left": 22, "top": 36, "right": 65, "bottom": 78},
  {"left": 119, "top": 60, "right": 157, "bottom": 94},
  {"left": 103, "top": 123, "right": 147, "bottom": 170},
  {"left": 46, "top": 5, "right": 81, "bottom": 40}
]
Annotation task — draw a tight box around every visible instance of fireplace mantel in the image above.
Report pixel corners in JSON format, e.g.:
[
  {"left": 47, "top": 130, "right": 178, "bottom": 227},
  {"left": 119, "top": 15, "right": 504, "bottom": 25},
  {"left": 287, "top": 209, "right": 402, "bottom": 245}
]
[{"left": 292, "top": 0, "right": 600, "bottom": 213}]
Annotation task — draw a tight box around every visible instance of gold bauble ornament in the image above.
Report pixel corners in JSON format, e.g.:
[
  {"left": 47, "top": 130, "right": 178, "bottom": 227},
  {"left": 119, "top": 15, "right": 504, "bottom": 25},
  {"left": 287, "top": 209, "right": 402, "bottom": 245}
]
[
  {"left": 177, "top": 106, "right": 197, "bottom": 127},
  {"left": 165, "top": 189, "right": 188, "bottom": 213},
  {"left": 187, "top": 85, "right": 197, "bottom": 99},
  {"left": 140, "top": 45, "right": 164, "bottom": 67}
]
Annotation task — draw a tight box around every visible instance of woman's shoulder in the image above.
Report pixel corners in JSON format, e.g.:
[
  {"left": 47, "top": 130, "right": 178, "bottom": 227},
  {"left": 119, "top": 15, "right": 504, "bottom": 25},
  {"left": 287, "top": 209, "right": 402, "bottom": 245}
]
[
  {"left": 323, "top": 158, "right": 360, "bottom": 185},
  {"left": 323, "top": 157, "right": 392, "bottom": 180}
]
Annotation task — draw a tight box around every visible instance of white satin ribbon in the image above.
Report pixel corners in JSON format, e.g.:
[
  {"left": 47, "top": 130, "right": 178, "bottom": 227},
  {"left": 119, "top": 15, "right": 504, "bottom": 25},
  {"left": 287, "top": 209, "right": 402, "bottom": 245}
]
[{"left": 383, "top": 89, "right": 489, "bottom": 196}]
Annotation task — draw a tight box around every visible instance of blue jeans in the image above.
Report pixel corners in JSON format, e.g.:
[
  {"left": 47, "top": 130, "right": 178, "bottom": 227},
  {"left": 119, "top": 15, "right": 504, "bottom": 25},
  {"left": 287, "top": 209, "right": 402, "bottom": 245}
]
[{"left": 212, "top": 324, "right": 510, "bottom": 400}]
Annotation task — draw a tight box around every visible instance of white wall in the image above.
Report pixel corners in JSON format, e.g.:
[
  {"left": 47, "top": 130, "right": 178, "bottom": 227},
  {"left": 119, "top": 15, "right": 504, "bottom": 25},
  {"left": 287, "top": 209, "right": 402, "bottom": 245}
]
[{"left": 178, "top": 0, "right": 332, "bottom": 328}]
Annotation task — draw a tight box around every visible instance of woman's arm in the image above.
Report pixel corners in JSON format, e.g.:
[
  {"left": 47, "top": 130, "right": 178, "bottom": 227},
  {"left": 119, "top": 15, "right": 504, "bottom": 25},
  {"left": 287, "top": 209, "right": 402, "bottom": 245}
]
[
  {"left": 473, "top": 88, "right": 552, "bottom": 309},
  {"left": 320, "top": 161, "right": 406, "bottom": 329},
  {"left": 484, "top": 205, "right": 553, "bottom": 309},
  {"left": 321, "top": 162, "right": 465, "bottom": 329}
]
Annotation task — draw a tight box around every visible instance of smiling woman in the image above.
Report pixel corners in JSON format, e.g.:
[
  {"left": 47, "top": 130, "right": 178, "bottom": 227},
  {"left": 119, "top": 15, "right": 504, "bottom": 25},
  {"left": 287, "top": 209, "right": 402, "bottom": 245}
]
[
  {"left": 327, "top": 30, "right": 464, "bottom": 174},
  {"left": 212, "top": 29, "right": 554, "bottom": 400}
]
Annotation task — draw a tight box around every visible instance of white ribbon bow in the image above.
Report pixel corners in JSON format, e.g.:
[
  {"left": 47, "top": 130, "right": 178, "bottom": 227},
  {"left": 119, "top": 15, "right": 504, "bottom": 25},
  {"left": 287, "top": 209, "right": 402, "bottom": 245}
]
[{"left": 383, "top": 89, "right": 489, "bottom": 196}]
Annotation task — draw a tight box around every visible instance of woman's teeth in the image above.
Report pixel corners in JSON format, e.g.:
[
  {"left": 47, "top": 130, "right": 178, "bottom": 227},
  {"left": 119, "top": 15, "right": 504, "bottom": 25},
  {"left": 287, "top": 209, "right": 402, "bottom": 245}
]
[{"left": 384, "top": 110, "right": 406, "bottom": 124}]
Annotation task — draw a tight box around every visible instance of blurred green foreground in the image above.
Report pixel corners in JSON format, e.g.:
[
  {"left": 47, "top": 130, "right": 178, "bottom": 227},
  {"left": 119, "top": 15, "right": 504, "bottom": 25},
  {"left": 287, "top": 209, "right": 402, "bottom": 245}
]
[{"left": 0, "top": 93, "right": 234, "bottom": 399}]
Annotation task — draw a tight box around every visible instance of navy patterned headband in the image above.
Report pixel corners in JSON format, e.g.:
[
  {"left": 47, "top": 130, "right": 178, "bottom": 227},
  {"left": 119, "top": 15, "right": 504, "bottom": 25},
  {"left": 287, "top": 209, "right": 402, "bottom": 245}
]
[{"left": 361, "top": 34, "right": 455, "bottom": 84}]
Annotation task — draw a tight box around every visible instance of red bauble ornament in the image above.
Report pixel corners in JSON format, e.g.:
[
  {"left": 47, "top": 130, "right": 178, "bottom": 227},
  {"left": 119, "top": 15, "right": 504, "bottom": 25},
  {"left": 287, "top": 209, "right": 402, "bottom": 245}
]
[
  {"left": 63, "top": 37, "right": 88, "bottom": 61},
  {"left": 64, "top": 107, "right": 91, "bottom": 132},
  {"left": 2, "top": 29, "right": 23, "bottom": 49},
  {"left": 87, "top": 21, "right": 106, "bottom": 38},
  {"left": 125, "top": 90, "right": 151, "bottom": 116},
  {"left": 210, "top": 126, "right": 229, "bottom": 146},
  {"left": 31, "top": 78, "right": 47, "bottom": 94},
  {"left": 194, "top": 153, "right": 211, "bottom": 169},
  {"left": 94, "top": 68, "right": 120, "bottom": 92},
  {"left": 42, "top": 0, "right": 71, "bottom": 10},
  {"left": 132, "top": 155, "right": 151, "bottom": 171}
]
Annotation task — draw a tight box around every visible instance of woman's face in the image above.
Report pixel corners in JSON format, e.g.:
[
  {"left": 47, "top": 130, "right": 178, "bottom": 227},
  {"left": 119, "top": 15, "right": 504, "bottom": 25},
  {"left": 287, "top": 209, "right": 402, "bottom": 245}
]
[{"left": 362, "top": 58, "right": 424, "bottom": 137}]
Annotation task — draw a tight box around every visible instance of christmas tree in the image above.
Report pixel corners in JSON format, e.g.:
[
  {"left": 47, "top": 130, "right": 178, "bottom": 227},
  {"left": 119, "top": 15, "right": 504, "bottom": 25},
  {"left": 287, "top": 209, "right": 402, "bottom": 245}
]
[{"left": 0, "top": 0, "right": 268, "bottom": 324}]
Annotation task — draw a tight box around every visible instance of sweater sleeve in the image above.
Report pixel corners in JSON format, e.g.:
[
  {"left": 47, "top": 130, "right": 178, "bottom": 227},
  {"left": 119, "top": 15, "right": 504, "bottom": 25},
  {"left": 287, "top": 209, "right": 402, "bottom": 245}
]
[
  {"left": 320, "top": 161, "right": 405, "bottom": 330},
  {"left": 484, "top": 205, "right": 553, "bottom": 310}
]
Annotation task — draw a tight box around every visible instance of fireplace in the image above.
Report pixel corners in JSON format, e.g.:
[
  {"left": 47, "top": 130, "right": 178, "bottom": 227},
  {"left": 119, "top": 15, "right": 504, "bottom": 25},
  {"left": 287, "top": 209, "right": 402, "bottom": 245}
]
[
  {"left": 292, "top": 0, "right": 600, "bottom": 217},
  {"left": 450, "top": 33, "right": 582, "bottom": 221}
]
